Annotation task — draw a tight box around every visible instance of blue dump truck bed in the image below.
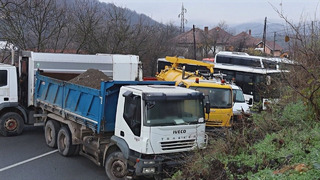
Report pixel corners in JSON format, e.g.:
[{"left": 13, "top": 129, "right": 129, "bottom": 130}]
[{"left": 34, "top": 72, "right": 175, "bottom": 133}]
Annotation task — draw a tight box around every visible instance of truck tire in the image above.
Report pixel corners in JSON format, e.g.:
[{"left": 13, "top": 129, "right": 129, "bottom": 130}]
[
  {"left": 0, "top": 112, "right": 24, "bottom": 136},
  {"left": 44, "top": 120, "right": 60, "bottom": 148},
  {"left": 105, "top": 151, "right": 129, "bottom": 180},
  {"left": 57, "top": 126, "right": 76, "bottom": 156}
]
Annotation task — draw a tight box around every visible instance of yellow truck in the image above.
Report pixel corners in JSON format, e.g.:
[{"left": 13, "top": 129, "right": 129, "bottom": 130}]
[{"left": 156, "top": 56, "right": 233, "bottom": 127}]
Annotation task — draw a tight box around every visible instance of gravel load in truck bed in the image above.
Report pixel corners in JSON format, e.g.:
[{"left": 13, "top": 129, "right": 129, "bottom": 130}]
[{"left": 68, "top": 69, "right": 111, "bottom": 89}]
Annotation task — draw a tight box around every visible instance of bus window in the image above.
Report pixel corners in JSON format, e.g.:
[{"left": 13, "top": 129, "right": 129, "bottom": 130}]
[
  {"left": 217, "top": 55, "right": 261, "bottom": 68},
  {"left": 216, "top": 55, "right": 231, "bottom": 64},
  {"left": 262, "top": 59, "right": 277, "bottom": 69},
  {"left": 240, "top": 57, "right": 261, "bottom": 68}
]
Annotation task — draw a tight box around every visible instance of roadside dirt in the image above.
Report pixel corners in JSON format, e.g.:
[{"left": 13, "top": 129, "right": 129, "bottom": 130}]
[{"left": 68, "top": 69, "right": 111, "bottom": 89}]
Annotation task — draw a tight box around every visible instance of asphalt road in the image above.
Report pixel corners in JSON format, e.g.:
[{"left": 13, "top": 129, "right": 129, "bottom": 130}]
[{"left": 0, "top": 126, "right": 107, "bottom": 180}]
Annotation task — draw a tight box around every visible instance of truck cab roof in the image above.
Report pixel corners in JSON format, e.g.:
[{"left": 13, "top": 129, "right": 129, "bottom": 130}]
[
  {"left": 124, "top": 85, "right": 201, "bottom": 95},
  {"left": 0, "top": 63, "right": 15, "bottom": 68},
  {"left": 179, "top": 79, "right": 232, "bottom": 89}
]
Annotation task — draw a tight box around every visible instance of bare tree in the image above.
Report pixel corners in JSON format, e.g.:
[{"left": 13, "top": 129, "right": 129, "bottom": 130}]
[
  {"left": 199, "top": 22, "right": 232, "bottom": 58},
  {"left": 141, "top": 23, "right": 180, "bottom": 76},
  {"left": 0, "top": 0, "right": 71, "bottom": 52},
  {"left": 70, "top": 0, "right": 104, "bottom": 53},
  {"left": 0, "top": 0, "right": 180, "bottom": 76},
  {"left": 271, "top": 4, "right": 320, "bottom": 120}
]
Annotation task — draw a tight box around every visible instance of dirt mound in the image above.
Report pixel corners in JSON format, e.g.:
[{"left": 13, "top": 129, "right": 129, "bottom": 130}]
[{"left": 68, "top": 69, "right": 111, "bottom": 89}]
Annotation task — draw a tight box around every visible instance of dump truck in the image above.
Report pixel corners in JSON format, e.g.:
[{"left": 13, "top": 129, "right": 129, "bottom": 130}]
[
  {"left": 0, "top": 51, "right": 142, "bottom": 136},
  {"left": 156, "top": 56, "right": 233, "bottom": 127},
  {"left": 35, "top": 71, "right": 208, "bottom": 179}
]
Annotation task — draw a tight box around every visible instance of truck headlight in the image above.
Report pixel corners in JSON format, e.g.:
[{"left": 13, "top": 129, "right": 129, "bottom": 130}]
[{"left": 142, "top": 167, "right": 155, "bottom": 174}]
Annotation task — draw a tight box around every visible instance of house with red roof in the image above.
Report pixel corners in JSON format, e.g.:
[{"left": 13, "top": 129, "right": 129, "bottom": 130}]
[{"left": 172, "top": 27, "right": 283, "bottom": 59}]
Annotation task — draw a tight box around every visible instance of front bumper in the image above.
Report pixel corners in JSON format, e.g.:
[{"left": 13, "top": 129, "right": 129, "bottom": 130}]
[{"left": 130, "top": 152, "right": 190, "bottom": 177}]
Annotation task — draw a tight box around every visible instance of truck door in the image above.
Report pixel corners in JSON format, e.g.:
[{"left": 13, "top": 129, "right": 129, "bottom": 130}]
[
  {"left": 0, "top": 69, "right": 9, "bottom": 104},
  {"left": 123, "top": 94, "right": 142, "bottom": 137}
]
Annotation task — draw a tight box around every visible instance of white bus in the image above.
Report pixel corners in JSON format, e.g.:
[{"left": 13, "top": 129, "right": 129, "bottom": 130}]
[
  {"left": 214, "top": 51, "right": 280, "bottom": 70},
  {"left": 214, "top": 51, "right": 291, "bottom": 109}
]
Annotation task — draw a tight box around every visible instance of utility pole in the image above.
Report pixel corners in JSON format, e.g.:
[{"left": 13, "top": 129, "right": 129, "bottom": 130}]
[
  {"left": 262, "top": 17, "right": 267, "bottom": 54},
  {"left": 178, "top": 3, "right": 187, "bottom": 33},
  {"left": 311, "top": 21, "right": 314, "bottom": 47},
  {"left": 273, "top": 32, "right": 276, "bottom": 56},
  {"left": 193, "top": 25, "right": 196, "bottom": 60}
]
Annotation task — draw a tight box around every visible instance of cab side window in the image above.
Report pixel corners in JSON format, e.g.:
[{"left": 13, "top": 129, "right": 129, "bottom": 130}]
[
  {"left": 123, "top": 94, "right": 141, "bottom": 136},
  {"left": 0, "top": 70, "right": 7, "bottom": 87}
]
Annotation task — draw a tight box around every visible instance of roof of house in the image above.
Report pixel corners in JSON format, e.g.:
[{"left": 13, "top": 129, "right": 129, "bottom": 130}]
[
  {"left": 229, "top": 32, "right": 260, "bottom": 47},
  {"left": 172, "top": 27, "right": 283, "bottom": 51},
  {"left": 171, "top": 28, "right": 205, "bottom": 44},
  {"left": 256, "top": 40, "right": 283, "bottom": 51},
  {"left": 208, "top": 27, "right": 233, "bottom": 44}
]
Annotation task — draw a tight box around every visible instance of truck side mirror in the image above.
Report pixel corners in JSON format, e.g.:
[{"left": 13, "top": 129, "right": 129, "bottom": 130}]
[
  {"left": 248, "top": 98, "right": 253, "bottom": 105},
  {"left": 123, "top": 91, "right": 133, "bottom": 97},
  {"left": 205, "top": 101, "right": 210, "bottom": 114}
]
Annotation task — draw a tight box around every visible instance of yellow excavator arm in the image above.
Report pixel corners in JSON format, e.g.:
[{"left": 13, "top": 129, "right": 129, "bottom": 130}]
[{"left": 165, "top": 56, "right": 214, "bottom": 74}]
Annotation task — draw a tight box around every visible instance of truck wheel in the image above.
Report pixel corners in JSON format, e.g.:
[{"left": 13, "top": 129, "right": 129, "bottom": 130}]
[
  {"left": 0, "top": 112, "right": 24, "bottom": 136},
  {"left": 44, "top": 120, "right": 60, "bottom": 148},
  {"left": 57, "top": 126, "right": 76, "bottom": 156},
  {"left": 105, "top": 151, "right": 129, "bottom": 180}
]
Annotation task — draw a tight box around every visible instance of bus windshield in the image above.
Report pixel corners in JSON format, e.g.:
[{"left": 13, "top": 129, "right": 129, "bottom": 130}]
[
  {"left": 190, "top": 87, "right": 232, "bottom": 108},
  {"left": 145, "top": 99, "right": 204, "bottom": 126}
]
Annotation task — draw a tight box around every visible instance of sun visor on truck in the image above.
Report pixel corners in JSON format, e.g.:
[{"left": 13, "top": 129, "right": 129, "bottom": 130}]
[{"left": 142, "top": 92, "right": 204, "bottom": 101}]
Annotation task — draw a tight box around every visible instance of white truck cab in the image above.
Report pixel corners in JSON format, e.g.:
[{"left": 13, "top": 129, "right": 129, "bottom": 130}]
[
  {"left": 0, "top": 64, "right": 24, "bottom": 136},
  {"left": 231, "top": 84, "right": 251, "bottom": 122},
  {"left": 112, "top": 85, "right": 207, "bottom": 177},
  {"left": 0, "top": 64, "right": 18, "bottom": 104}
]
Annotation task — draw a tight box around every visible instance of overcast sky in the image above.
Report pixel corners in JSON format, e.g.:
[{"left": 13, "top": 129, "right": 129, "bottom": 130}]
[{"left": 99, "top": 0, "right": 320, "bottom": 28}]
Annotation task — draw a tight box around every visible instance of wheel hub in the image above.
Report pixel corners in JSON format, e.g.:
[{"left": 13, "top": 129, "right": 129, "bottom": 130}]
[
  {"left": 5, "top": 119, "right": 17, "bottom": 131},
  {"left": 111, "top": 160, "right": 127, "bottom": 178}
]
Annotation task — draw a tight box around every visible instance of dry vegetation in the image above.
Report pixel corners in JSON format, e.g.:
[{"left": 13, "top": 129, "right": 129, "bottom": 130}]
[{"left": 171, "top": 8, "right": 320, "bottom": 180}]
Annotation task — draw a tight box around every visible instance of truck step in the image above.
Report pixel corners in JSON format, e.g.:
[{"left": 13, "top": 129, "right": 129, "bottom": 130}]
[
  {"left": 33, "top": 114, "right": 47, "bottom": 118},
  {"left": 33, "top": 123, "right": 45, "bottom": 126},
  {"left": 79, "top": 151, "right": 101, "bottom": 166}
]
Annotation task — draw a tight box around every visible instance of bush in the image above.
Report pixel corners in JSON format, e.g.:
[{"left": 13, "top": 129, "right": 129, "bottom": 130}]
[{"left": 171, "top": 99, "right": 320, "bottom": 179}]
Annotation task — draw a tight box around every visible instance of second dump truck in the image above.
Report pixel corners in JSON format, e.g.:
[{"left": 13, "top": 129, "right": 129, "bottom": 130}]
[{"left": 0, "top": 51, "right": 142, "bottom": 136}]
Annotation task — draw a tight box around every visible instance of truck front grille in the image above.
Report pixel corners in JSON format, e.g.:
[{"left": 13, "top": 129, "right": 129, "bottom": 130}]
[{"left": 160, "top": 139, "right": 196, "bottom": 151}]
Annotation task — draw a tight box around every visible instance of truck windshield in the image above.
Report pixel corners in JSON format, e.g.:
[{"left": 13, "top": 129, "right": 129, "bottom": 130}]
[
  {"left": 145, "top": 99, "right": 204, "bottom": 126},
  {"left": 233, "top": 89, "right": 245, "bottom": 103},
  {"left": 190, "top": 87, "right": 232, "bottom": 108}
]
